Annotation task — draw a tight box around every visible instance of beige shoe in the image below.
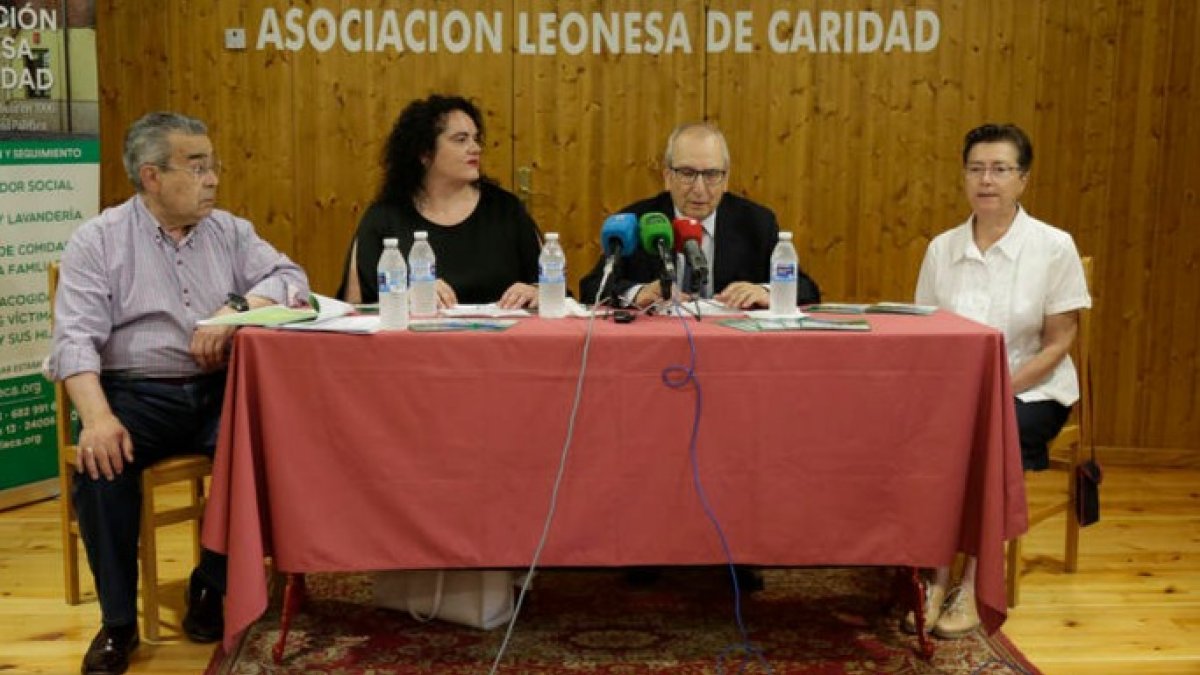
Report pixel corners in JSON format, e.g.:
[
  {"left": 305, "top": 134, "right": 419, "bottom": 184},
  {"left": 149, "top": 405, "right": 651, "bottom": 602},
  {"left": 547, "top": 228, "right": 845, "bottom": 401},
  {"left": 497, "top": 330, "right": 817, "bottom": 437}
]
[
  {"left": 933, "top": 585, "right": 981, "bottom": 638},
  {"left": 901, "top": 582, "right": 946, "bottom": 634}
]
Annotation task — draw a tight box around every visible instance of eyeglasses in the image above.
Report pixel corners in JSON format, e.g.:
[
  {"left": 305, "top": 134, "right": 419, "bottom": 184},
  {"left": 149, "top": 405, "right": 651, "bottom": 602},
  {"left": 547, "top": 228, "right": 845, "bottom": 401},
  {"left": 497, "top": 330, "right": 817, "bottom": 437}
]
[
  {"left": 964, "top": 164, "right": 1021, "bottom": 181},
  {"left": 159, "top": 160, "right": 222, "bottom": 179},
  {"left": 670, "top": 166, "right": 727, "bottom": 185}
]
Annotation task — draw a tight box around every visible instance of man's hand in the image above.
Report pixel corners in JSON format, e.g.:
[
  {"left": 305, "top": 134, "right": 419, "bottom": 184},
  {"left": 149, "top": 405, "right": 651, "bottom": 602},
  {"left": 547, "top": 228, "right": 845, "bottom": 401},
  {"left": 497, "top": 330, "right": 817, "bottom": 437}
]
[
  {"left": 634, "top": 281, "right": 695, "bottom": 309},
  {"left": 716, "top": 282, "right": 769, "bottom": 309},
  {"left": 190, "top": 307, "right": 237, "bottom": 371},
  {"left": 498, "top": 282, "right": 538, "bottom": 309},
  {"left": 77, "top": 413, "right": 134, "bottom": 480},
  {"left": 64, "top": 373, "right": 135, "bottom": 481}
]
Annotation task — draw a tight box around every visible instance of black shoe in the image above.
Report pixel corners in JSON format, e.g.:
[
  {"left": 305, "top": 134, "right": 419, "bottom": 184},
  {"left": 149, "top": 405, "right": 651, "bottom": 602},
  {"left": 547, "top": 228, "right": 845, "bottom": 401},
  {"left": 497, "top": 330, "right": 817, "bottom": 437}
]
[
  {"left": 182, "top": 574, "right": 224, "bottom": 643},
  {"left": 81, "top": 624, "right": 138, "bottom": 675},
  {"left": 733, "top": 566, "right": 764, "bottom": 592}
]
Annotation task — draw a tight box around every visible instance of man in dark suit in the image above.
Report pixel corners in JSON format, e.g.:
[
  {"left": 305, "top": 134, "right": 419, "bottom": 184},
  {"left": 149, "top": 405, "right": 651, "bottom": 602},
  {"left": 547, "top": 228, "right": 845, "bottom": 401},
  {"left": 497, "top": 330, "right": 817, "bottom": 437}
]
[{"left": 579, "top": 122, "right": 820, "bottom": 308}]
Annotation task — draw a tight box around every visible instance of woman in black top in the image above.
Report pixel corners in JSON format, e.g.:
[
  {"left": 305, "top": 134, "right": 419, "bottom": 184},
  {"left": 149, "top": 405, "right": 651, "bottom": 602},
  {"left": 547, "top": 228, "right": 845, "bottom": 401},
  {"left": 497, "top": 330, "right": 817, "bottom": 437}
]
[{"left": 338, "top": 95, "right": 542, "bottom": 307}]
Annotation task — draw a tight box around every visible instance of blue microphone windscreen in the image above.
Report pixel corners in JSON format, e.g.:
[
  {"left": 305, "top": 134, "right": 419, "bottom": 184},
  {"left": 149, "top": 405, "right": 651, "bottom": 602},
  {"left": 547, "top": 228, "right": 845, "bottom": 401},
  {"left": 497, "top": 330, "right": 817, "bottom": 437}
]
[{"left": 601, "top": 213, "right": 638, "bottom": 257}]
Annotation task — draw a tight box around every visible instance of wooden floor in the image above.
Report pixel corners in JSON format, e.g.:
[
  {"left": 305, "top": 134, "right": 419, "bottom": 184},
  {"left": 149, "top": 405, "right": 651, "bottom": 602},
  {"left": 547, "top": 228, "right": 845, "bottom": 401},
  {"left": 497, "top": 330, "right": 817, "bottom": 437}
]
[{"left": 0, "top": 460, "right": 1197, "bottom": 674}]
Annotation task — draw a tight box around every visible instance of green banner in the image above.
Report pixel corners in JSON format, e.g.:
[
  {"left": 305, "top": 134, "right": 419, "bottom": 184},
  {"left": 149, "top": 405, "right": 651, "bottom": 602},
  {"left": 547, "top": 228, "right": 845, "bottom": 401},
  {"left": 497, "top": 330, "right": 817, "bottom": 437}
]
[
  {"left": 0, "top": 139, "right": 100, "bottom": 165},
  {"left": 0, "top": 374, "right": 57, "bottom": 490},
  {"left": 0, "top": 138, "right": 98, "bottom": 498}
]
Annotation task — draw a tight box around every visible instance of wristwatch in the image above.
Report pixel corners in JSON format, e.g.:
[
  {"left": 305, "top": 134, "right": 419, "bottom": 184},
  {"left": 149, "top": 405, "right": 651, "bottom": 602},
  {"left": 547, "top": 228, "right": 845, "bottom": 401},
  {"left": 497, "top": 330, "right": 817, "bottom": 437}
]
[{"left": 225, "top": 293, "right": 249, "bottom": 312}]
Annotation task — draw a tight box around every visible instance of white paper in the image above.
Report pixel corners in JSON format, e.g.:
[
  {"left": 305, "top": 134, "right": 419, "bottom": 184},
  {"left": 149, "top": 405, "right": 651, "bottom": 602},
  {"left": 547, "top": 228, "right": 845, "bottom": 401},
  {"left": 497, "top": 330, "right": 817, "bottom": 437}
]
[
  {"left": 277, "top": 315, "right": 380, "bottom": 334},
  {"left": 440, "top": 304, "right": 532, "bottom": 318},
  {"left": 746, "top": 309, "right": 810, "bottom": 320},
  {"left": 686, "top": 299, "right": 748, "bottom": 317}
]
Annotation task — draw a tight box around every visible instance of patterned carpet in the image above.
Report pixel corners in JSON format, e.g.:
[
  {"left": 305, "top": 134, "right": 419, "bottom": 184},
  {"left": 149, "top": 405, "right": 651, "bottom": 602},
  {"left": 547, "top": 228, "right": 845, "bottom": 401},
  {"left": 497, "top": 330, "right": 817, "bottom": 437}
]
[{"left": 208, "top": 567, "right": 1040, "bottom": 674}]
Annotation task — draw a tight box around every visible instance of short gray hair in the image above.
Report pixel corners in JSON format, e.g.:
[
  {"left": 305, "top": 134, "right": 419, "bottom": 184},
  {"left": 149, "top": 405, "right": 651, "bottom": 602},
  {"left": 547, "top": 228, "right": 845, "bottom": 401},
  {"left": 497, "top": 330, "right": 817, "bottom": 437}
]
[
  {"left": 663, "top": 122, "right": 730, "bottom": 169},
  {"left": 123, "top": 112, "right": 208, "bottom": 191}
]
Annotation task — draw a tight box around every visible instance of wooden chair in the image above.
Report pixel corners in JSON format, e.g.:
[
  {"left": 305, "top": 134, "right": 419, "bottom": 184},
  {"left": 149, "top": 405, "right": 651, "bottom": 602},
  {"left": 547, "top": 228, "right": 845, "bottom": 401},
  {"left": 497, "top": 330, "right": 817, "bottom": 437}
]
[
  {"left": 50, "top": 262, "right": 213, "bottom": 641},
  {"left": 1005, "top": 256, "right": 1094, "bottom": 607}
]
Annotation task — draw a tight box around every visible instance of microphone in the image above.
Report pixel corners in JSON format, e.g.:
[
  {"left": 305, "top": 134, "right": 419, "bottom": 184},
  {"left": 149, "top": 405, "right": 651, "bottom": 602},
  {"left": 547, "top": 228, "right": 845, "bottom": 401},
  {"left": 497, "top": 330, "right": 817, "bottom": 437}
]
[
  {"left": 638, "top": 212, "right": 676, "bottom": 301},
  {"left": 596, "top": 213, "right": 638, "bottom": 305},
  {"left": 600, "top": 213, "right": 638, "bottom": 275},
  {"left": 672, "top": 217, "right": 709, "bottom": 295}
]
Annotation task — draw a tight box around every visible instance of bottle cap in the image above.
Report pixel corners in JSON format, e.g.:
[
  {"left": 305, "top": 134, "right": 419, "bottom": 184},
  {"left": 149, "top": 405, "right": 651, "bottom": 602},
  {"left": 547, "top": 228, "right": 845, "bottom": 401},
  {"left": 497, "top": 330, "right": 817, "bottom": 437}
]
[
  {"left": 414, "top": 231, "right": 428, "bottom": 240},
  {"left": 383, "top": 237, "right": 399, "bottom": 247},
  {"left": 779, "top": 232, "right": 793, "bottom": 241},
  {"left": 546, "top": 232, "right": 559, "bottom": 240}
]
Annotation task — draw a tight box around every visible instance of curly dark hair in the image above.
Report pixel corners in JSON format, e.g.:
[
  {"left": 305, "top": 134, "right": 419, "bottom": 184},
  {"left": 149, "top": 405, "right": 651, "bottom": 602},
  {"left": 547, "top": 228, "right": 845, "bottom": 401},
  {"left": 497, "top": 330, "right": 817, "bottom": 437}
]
[
  {"left": 962, "top": 123, "right": 1033, "bottom": 172},
  {"left": 376, "top": 95, "right": 485, "bottom": 206}
]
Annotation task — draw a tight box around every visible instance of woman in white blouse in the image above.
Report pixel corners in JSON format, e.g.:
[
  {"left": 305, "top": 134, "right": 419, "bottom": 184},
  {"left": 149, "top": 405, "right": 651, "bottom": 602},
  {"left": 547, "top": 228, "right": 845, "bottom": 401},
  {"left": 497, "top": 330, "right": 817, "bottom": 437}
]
[{"left": 908, "top": 123, "right": 1092, "bottom": 638}]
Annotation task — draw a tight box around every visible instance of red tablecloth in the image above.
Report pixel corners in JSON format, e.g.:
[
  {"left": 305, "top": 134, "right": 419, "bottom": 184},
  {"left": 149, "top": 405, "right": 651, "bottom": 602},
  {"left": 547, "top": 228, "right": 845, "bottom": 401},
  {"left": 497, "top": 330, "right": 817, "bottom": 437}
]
[{"left": 203, "top": 311, "right": 1026, "bottom": 651}]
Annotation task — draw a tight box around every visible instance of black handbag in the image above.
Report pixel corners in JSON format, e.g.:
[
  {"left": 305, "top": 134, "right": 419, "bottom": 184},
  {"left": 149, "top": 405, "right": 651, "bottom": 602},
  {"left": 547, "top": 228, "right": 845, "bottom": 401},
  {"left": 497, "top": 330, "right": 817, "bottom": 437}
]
[
  {"left": 1074, "top": 365, "right": 1101, "bottom": 527},
  {"left": 1075, "top": 458, "right": 1102, "bottom": 526}
]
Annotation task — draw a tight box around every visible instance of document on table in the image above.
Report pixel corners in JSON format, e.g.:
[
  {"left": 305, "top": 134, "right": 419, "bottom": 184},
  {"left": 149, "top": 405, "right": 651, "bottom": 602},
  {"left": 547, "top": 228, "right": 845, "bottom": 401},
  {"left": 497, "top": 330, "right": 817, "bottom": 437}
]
[
  {"left": 721, "top": 316, "right": 871, "bottom": 332},
  {"left": 686, "top": 299, "right": 748, "bottom": 317},
  {"left": 805, "top": 302, "right": 936, "bottom": 315},
  {"left": 277, "top": 315, "right": 380, "bottom": 334},
  {"left": 197, "top": 293, "right": 355, "bottom": 327},
  {"left": 441, "top": 304, "right": 531, "bottom": 318},
  {"left": 746, "top": 309, "right": 810, "bottom": 320}
]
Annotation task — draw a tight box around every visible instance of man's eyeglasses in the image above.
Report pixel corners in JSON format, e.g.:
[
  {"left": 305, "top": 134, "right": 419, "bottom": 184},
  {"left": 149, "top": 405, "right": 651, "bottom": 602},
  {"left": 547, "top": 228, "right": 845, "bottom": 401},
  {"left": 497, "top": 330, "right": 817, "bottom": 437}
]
[
  {"left": 670, "top": 166, "right": 727, "bottom": 185},
  {"left": 964, "top": 164, "right": 1021, "bottom": 181},
  {"left": 159, "top": 160, "right": 222, "bottom": 179}
]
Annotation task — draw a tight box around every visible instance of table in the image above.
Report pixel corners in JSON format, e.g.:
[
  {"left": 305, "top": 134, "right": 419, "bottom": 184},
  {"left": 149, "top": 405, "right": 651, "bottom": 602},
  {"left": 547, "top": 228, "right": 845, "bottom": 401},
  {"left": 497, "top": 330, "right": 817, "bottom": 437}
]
[{"left": 202, "top": 311, "right": 1026, "bottom": 652}]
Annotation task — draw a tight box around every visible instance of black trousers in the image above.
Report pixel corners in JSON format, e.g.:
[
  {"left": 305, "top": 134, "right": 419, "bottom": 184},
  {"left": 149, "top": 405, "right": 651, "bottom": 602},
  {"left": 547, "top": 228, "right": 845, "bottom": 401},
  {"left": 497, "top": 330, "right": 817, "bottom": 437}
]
[
  {"left": 1015, "top": 398, "right": 1072, "bottom": 472},
  {"left": 73, "top": 373, "right": 228, "bottom": 627}
]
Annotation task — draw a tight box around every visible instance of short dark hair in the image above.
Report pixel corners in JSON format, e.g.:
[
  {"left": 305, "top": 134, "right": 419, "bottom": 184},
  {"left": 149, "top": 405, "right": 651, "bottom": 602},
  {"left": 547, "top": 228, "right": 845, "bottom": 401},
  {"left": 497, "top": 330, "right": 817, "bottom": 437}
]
[
  {"left": 377, "top": 95, "right": 485, "bottom": 205},
  {"left": 962, "top": 123, "right": 1033, "bottom": 172}
]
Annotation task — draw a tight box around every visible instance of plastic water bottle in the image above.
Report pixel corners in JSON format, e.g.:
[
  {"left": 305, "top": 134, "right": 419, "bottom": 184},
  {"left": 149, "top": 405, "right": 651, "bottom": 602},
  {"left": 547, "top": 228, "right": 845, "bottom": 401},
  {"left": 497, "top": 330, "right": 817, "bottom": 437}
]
[
  {"left": 377, "top": 238, "right": 409, "bottom": 330},
  {"left": 538, "top": 233, "right": 567, "bottom": 318},
  {"left": 769, "top": 232, "right": 800, "bottom": 315},
  {"left": 408, "top": 231, "right": 437, "bottom": 318}
]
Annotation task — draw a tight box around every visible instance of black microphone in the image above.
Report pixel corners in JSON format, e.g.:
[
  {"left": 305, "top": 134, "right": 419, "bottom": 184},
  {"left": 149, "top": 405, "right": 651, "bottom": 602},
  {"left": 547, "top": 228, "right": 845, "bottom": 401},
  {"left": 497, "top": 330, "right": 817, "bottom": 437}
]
[
  {"left": 638, "top": 212, "right": 676, "bottom": 301},
  {"left": 672, "top": 217, "right": 708, "bottom": 295}
]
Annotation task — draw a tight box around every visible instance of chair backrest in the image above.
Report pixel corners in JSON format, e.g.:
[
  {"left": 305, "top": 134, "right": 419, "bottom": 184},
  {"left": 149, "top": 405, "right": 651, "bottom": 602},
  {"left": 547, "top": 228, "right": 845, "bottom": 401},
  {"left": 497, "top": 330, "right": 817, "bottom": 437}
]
[
  {"left": 47, "top": 262, "right": 74, "bottom": 456},
  {"left": 1073, "top": 257, "right": 1094, "bottom": 447}
]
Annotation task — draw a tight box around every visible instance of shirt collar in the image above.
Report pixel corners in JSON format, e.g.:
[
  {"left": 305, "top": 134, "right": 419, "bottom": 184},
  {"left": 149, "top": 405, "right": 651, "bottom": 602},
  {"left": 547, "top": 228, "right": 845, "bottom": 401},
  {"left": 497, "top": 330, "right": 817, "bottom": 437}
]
[
  {"left": 950, "top": 204, "right": 1031, "bottom": 263},
  {"left": 134, "top": 194, "right": 199, "bottom": 247},
  {"left": 990, "top": 205, "right": 1031, "bottom": 260}
]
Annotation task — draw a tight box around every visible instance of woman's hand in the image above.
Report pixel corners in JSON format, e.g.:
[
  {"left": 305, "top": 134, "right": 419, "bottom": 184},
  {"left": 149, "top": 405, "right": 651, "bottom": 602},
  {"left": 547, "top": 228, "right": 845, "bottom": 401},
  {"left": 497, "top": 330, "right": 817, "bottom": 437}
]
[
  {"left": 435, "top": 279, "right": 458, "bottom": 308},
  {"left": 498, "top": 282, "right": 539, "bottom": 309}
]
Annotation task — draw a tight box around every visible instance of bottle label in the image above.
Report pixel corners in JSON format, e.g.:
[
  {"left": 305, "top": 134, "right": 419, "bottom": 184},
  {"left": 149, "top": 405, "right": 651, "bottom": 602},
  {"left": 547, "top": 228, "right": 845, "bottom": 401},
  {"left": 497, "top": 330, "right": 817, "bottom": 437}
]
[
  {"left": 379, "top": 271, "right": 407, "bottom": 293},
  {"left": 772, "top": 263, "right": 797, "bottom": 282},
  {"left": 411, "top": 263, "right": 436, "bottom": 283},
  {"left": 539, "top": 261, "right": 565, "bottom": 284}
]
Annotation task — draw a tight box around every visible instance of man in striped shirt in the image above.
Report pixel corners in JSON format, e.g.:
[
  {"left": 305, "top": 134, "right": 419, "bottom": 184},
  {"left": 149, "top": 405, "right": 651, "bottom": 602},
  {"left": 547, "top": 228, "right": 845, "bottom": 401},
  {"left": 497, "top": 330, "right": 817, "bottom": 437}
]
[{"left": 47, "top": 111, "right": 308, "bottom": 675}]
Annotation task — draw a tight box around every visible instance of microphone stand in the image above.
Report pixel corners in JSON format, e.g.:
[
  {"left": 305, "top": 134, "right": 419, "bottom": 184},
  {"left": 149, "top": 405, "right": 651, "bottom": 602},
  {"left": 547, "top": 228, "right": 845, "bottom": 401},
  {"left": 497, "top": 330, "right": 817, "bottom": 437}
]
[
  {"left": 600, "top": 245, "right": 624, "bottom": 311},
  {"left": 655, "top": 239, "right": 674, "bottom": 302}
]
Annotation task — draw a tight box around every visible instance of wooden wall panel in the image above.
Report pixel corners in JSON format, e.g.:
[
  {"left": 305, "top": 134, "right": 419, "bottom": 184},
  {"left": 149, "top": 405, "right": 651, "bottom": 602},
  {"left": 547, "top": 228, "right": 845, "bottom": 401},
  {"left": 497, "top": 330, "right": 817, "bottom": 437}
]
[
  {"left": 513, "top": 0, "right": 705, "bottom": 298},
  {"left": 1145, "top": 0, "right": 1199, "bottom": 450},
  {"left": 287, "top": 0, "right": 516, "bottom": 296},
  {"left": 95, "top": 0, "right": 1200, "bottom": 452},
  {"left": 95, "top": 0, "right": 170, "bottom": 203}
]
